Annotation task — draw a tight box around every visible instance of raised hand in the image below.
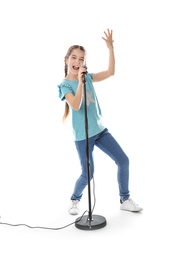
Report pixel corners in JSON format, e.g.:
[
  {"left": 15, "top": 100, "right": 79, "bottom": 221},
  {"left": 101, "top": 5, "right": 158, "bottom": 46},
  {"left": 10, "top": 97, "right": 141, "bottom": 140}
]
[{"left": 102, "top": 29, "right": 114, "bottom": 49}]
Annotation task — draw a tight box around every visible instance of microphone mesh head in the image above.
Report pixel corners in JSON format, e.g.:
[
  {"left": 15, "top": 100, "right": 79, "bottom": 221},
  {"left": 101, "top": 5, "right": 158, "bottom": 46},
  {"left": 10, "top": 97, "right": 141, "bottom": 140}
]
[{"left": 81, "top": 65, "right": 87, "bottom": 69}]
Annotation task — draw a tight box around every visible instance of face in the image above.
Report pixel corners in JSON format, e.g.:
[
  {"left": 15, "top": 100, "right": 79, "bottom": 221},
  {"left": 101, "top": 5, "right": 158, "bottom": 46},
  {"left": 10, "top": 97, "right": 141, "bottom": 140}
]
[{"left": 66, "top": 48, "right": 86, "bottom": 77}]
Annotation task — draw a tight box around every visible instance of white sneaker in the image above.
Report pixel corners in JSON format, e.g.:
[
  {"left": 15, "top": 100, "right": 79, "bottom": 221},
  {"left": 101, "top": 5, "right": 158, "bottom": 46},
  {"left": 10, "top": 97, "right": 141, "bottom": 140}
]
[
  {"left": 120, "top": 198, "right": 143, "bottom": 212},
  {"left": 68, "top": 200, "right": 79, "bottom": 215}
]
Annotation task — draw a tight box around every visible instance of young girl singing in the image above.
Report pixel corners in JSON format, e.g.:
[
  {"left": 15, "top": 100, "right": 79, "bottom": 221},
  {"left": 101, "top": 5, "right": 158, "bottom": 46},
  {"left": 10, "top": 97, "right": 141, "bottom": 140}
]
[{"left": 58, "top": 29, "right": 143, "bottom": 215}]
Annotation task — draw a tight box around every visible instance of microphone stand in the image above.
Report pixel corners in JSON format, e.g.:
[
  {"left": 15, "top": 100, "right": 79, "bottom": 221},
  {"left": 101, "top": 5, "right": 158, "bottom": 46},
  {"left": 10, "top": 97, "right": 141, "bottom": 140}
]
[{"left": 75, "top": 73, "right": 107, "bottom": 230}]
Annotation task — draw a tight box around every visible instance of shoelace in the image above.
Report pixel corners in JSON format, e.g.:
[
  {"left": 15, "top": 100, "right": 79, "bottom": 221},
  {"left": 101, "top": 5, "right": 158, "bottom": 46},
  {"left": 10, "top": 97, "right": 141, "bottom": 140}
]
[{"left": 128, "top": 198, "right": 139, "bottom": 206}]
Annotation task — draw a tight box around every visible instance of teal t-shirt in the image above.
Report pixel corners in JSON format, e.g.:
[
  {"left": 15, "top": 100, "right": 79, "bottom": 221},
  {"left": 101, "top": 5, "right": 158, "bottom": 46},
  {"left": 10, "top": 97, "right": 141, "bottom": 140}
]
[{"left": 58, "top": 73, "right": 105, "bottom": 141}]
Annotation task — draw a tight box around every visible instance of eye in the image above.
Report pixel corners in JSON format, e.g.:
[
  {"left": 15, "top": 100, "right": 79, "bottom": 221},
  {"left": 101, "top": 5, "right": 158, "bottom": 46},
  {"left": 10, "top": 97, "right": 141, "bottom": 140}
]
[{"left": 71, "top": 55, "right": 77, "bottom": 59}]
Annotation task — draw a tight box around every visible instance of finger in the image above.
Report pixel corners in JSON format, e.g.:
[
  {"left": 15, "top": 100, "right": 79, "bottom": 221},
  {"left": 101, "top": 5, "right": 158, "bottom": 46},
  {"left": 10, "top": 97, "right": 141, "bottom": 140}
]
[
  {"left": 107, "top": 28, "right": 110, "bottom": 35},
  {"left": 107, "top": 28, "right": 112, "bottom": 36},
  {"left": 103, "top": 31, "right": 108, "bottom": 38},
  {"left": 109, "top": 30, "right": 113, "bottom": 38},
  {"left": 104, "top": 30, "right": 112, "bottom": 40}
]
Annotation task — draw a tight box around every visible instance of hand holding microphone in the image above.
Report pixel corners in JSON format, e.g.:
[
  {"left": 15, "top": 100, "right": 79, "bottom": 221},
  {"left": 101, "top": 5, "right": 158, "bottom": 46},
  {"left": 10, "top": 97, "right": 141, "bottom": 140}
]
[
  {"left": 81, "top": 65, "right": 88, "bottom": 73},
  {"left": 80, "top": 65, "right": 88, "bottom": 83}
]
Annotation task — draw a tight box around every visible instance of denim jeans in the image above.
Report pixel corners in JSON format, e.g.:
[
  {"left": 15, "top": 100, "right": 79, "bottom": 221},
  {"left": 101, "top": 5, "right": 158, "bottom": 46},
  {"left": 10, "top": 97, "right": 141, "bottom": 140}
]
[{"left": 71, "top": 128, "right": 130, "bottom": 202}]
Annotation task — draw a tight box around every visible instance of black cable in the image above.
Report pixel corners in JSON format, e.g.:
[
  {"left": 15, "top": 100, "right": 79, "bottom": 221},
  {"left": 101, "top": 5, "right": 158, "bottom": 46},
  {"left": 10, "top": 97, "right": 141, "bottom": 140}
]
[
  {"left": 91, "top": 176, "right": 96, "bottom": 213},
  {"left": 0, "top": 210, "right": 88, "bottom": 230},
  {"left": 0, "top": 177, "right": 97, "bottom": 231}
]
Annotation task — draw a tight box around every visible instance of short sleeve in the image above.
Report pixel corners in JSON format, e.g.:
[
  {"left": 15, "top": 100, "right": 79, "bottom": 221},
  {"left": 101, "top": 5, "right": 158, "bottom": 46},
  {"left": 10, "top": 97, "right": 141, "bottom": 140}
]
[
  {"left": 89, "top": 73, "right": 93, "bottom": 80},
  {"left": 57, "top": 83, "right": 75, "bottom": 101}
]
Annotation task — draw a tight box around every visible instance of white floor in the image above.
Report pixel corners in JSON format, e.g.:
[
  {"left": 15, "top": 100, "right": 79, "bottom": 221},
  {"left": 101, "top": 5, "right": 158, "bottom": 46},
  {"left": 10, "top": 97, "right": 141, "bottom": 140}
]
[
  {"left": 0, "top": 146, "right": 179, "bottom": 260},
  {"left": 0, "top": 199, "right": 179, "bottom": 260},
  {"left": 0, "top": 0, "right": 180, "bottom": 259}
]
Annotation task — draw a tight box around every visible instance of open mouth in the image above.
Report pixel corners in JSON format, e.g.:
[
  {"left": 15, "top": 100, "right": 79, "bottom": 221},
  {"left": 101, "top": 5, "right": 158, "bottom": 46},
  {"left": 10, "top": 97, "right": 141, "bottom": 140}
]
[{"left": 73, "top": 65, "right": 79, "bottom": 71}]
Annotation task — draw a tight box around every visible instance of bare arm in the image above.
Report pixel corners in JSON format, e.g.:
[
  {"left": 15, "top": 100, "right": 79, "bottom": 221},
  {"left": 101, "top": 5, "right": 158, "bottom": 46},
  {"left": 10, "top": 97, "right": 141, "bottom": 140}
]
[
  {"left": 65, "top": 67, "right": 87, "bottom": 111},
  {"left": 93, "top": 29, "right": 115, "bottom": 82}
]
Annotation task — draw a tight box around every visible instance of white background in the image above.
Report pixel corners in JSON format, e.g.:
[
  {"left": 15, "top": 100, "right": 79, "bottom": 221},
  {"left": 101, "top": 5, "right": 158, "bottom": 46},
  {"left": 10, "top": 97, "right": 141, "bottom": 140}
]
[{"left": 0, "top": 0, "right": 180, "bottom": 259}]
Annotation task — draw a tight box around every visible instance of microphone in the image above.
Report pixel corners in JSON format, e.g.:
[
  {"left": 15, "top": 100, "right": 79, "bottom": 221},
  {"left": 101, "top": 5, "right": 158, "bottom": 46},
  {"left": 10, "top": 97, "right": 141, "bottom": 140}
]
[
  {"left": 81, "top": 65, "right": 87, "bottom": 82},
  {"left": 81, "top": 65, "right": 87, "bottom": 74}
]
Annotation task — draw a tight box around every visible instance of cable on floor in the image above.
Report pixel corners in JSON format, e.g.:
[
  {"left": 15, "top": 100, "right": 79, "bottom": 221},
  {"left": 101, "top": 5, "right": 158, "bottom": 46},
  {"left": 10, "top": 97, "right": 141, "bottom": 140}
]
[
  {"left": 0, "top": 177, "right": 96, "bottom": 231},
  {"left": 0, "top": 210, "right": 88, "bottom": 230}
]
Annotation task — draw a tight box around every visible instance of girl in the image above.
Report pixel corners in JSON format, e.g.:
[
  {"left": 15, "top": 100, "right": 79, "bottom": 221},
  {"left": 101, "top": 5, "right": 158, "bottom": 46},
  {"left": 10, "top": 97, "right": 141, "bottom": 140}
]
[{"left": 58, "top": 29, "right": 143, "bottom": 215}]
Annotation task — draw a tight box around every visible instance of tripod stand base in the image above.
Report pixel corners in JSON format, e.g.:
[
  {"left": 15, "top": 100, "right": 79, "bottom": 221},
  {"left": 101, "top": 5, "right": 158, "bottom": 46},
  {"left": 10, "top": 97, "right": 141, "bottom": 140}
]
[{"left": 75, "top": 214, "right": 107, "bottom": 230}]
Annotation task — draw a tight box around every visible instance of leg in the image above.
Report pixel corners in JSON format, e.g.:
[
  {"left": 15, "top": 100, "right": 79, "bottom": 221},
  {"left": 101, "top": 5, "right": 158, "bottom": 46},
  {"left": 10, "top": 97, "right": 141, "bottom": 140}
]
[
  {"left": 95, "top": 128, "right": 130, "bottom": 201},
  {"left": 70, "top": 137, "right": 95, "bottom": 201}
]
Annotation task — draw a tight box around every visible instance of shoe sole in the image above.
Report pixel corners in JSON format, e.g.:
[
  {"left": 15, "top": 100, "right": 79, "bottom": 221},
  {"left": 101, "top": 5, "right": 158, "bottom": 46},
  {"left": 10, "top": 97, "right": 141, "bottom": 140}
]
[{"left": 120, "top": 207, "right": 143, "bottom": 212}]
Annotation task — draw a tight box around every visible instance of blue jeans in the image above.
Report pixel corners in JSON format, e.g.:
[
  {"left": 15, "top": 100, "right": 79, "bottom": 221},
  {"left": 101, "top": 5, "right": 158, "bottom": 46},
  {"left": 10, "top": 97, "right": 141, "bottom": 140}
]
[{"left": 71, "top": 128, "right": 130, "bottom": 202}]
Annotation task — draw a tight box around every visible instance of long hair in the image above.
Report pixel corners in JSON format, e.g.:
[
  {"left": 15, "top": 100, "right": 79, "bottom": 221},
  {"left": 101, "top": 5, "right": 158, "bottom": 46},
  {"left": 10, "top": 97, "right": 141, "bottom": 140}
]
[{"left": 63, "top": 45, "right": 86, "bottom": 121}]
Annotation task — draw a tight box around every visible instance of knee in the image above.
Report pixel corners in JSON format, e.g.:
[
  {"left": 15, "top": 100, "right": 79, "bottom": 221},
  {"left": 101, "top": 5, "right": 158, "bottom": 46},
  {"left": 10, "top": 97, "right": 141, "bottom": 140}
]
[
  {"left": 89, "top": 163, "right": 94, "bottom": 180},
  {"left": 125, "top": 155, "right": 129, "bottom": 166},
  {"left": 82, "top": 166, "right": 94, "bottom": 181},
  {"left": 117, "top": 154, "right": 129, "bottom": 169}
]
